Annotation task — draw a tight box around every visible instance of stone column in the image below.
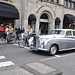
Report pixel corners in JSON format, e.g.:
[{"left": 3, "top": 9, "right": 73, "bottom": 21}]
[
  {"left": 35, "top": 20, "right": 40, "bottom": 35},
  {"left": 48, "top": 20, "right": 55, "bottom": 34},
  {"left": 59, "top": 0, "right": 64, "bottom": 5}
]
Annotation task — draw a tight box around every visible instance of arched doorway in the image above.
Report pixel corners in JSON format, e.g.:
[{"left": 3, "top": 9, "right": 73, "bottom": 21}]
[
  {"left": 55, "top": 17, "right": 61, "bottom": 29},
  {"left": 40, "top": 13, "right": 49, "bottom": 35},
  {"left": 63, "top": 14, "right": 75, "bottom": 29},
  {"left": 28, "top": 14, "right": 36, "bottom": 32}
]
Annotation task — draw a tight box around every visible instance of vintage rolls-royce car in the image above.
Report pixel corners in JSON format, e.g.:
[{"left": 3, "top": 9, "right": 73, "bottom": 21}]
[{"left": 29, "top": 29, "right": 75, "bottom": 55}]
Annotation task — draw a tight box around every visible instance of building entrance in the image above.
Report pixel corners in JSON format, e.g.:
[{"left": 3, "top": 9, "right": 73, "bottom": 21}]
[
  {"left": 40, "top": 22, "right": 48, "bottom": 35},
  {"left": 40, "top": 13, "right": 49, "bottom": 35}
]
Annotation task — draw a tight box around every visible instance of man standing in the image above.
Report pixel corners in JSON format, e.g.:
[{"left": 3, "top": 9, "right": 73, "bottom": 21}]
[{"left": 15, "top": 25, "right": 20, "bottom": 40}]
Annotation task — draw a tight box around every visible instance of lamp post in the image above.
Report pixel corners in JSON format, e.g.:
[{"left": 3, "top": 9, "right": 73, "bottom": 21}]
[{"left": 21, "top": 0, "right": 23, "bottom": 28}]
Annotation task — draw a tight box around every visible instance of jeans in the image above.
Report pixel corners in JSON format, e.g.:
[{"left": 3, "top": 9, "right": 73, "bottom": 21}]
[
  {"left": 26, "top": 34, "right": 32, "bottom": 44},
  {"left": 0, "top": 31, "right": 2, "bottom": 38},
  {"left": 7, "top": 33, "right": 10, "bottom": 40},
  {"left": 16, "top": 33, "right": 19, "bottom": 39}
]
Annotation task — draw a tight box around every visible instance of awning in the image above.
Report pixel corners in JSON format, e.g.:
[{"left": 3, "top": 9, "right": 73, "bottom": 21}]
[
  {"left": 64, "top": 14, "right": 75, "bottom": 24},
  {"left": 0, "top": 2, "right": 19, "bottom": 19},
  {"left": 55, "top": 17, "right": 61, "bottom": 25}
]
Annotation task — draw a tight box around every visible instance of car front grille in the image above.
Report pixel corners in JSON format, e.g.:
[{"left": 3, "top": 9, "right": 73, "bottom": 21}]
[{"left": 33, "top": 35, "right": 40, "bottom": 47}]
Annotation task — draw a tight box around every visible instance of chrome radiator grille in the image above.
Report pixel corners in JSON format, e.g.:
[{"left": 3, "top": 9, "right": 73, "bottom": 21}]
[{"left": 33, "top": 36, "right": 40, "bottom": 47}]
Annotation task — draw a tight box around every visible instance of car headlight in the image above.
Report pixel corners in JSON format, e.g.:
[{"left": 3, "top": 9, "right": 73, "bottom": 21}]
[
  {"left": 29, "top": 37, "right": 33, "bottom": 42},
  {"left": 40, "top": 38, "right": 48, "bottom": 43},
  {"left": 39, "top": 38, "right": 48, "bottom": 48},
  {"left": 29, "top": 37, "right": 33, "bottom": 46},
  {"left": 40, "top": 40, "right": 44, "bottom": 43}
]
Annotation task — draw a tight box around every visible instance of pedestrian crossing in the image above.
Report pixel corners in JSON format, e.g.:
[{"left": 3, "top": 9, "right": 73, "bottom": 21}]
[
  {"left": 13, "top": 43, "right": 30, "bottom": 49},
  {"left": 0, "top": 61, "right": 14, "bottom": 68},
  {"left": 0, "top": 53, "right": 14, "bottom": 68},
  {"left": 0, "top": 56, "right": 6, "bottom": 60}
]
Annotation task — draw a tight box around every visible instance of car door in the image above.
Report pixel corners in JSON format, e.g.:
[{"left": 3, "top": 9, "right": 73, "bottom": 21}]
[
  {"left": 71, "top": 31, "right": 75, "bottom": 48},
  {"left": 65, "top": 30, "right": 75, "bottom": 49}
]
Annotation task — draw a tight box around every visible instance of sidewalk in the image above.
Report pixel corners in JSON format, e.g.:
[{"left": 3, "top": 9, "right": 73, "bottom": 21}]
[{"left": 0, "top": 67, "right": 34, "bottom": 75}]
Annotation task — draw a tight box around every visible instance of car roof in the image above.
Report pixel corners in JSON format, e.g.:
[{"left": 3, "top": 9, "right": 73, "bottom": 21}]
[{"left": 53, "top": 29, "right": 73, "bottom": 31}]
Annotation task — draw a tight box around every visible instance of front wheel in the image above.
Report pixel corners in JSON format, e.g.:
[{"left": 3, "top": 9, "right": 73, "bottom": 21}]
[
  {"left": 49, "top": 45, "right": 57, "bottom": 56},
  {"left": 18, "top": 38, "right": 25, "bottom": 48}
]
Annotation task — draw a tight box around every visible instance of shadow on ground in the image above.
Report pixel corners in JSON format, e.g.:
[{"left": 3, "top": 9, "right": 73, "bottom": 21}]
[
  {"left": 57, "top": 49, "right": 75, "bottom": 55},
  {"left": 29, "top": 49, "right": 75, "bottom": 56}
]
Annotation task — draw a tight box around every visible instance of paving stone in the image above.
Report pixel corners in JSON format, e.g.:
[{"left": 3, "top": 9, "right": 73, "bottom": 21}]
[
  {"left": 21, "top": 62, "right": 62, "bottom": 75},
  {"left": 26, "top": 62, "right": 55, "bottom": 74},
  {"left": 0, "top": 67, "right": 34, "bottom": 75}
]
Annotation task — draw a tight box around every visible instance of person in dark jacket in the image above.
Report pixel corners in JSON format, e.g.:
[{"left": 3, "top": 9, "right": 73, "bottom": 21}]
[
  {"left": 15, "top": 25, "right": 20, "bottom": 40},
  {"left": 21, "top": 26, "right": 25, "bottom": 38}
]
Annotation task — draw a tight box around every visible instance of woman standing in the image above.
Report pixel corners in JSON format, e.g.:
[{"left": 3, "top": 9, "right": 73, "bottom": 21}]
[{"left": 21, "top": 26, "right": 25, "bottom": 38}]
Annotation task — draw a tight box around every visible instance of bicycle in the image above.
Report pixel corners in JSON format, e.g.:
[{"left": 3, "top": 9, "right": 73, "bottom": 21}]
[
  {"left": 18, "top": 33, "right": 36, "bottom": 48},
  {"left": 6, "top": 31, "right": 17, "bottom": 44},
  {"left": 18, "top": 33, "right": 27, "bottom": 48},
  {"left": 18, "top": 37, "right": 26, "bottom": 48},
  {"left": 8, "top": 34, "right": 16, "bottom": 44}
]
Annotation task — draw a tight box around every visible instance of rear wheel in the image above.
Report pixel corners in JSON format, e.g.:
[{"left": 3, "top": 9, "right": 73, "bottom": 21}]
[
  {"left": 18, "top": 38, "right": 25, "bottom": 48},
  {"left": 49, "top": 45, "right": 57, "bottom": 55}
]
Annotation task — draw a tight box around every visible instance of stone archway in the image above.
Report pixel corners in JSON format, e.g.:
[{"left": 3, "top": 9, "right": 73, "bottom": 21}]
[{"left": 36, "top": 5, "right": 55, "bottom": 35}]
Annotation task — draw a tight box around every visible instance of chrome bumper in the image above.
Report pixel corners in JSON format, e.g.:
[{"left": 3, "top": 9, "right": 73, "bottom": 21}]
[{"left": 30, "top": 46, "right": 47, "bottom": 51}]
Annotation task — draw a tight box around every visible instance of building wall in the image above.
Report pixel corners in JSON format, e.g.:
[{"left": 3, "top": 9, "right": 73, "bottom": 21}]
[
  {"left": 23, "top": 0, "right": 75, "bottom": 34},
  {"left": 1, "top": 0, "right": 75, "bottom": 34}
]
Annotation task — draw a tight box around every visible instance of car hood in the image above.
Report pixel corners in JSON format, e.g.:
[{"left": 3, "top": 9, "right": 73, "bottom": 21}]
[{"left": 39, "top": 34, "right": 64, "bottom": 39}]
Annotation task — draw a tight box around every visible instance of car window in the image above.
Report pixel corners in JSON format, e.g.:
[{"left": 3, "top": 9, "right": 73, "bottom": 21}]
[
  {"left": 50, "top": 30, "right": 65, "bottom": 35},
  {"left": 73, "top": 31, "right": 75, "bottom": 36},
  {"left": 66, "top": 31, "right": 72, "bottom": 36}
]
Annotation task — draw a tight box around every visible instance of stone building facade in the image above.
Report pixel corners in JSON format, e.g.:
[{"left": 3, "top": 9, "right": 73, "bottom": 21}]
[{"left": 0, "top": 0, "right": 75, "bottom": 35}]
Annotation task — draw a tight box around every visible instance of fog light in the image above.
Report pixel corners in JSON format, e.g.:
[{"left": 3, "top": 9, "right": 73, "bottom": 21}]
[{"left": 41, "top": 45, "right": 43, "bottom": 48}]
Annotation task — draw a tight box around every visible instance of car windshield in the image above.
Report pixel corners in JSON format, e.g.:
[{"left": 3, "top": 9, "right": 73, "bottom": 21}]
[{"left": 50, "top": 30, "right": 65, "bottom": 35}]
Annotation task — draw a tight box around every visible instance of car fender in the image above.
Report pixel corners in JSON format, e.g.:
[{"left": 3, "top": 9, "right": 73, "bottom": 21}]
[{"left": 44, "top": 38, "right": 60, "bottom": 51}]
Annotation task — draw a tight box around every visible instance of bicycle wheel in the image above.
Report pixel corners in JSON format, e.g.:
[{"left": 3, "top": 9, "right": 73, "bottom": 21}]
[
  {"left": 10, "top": 36, "right": 16, "bottom": 44},
  {"left": 18, "top": 38, "right": 25, "bottom": 48}
]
